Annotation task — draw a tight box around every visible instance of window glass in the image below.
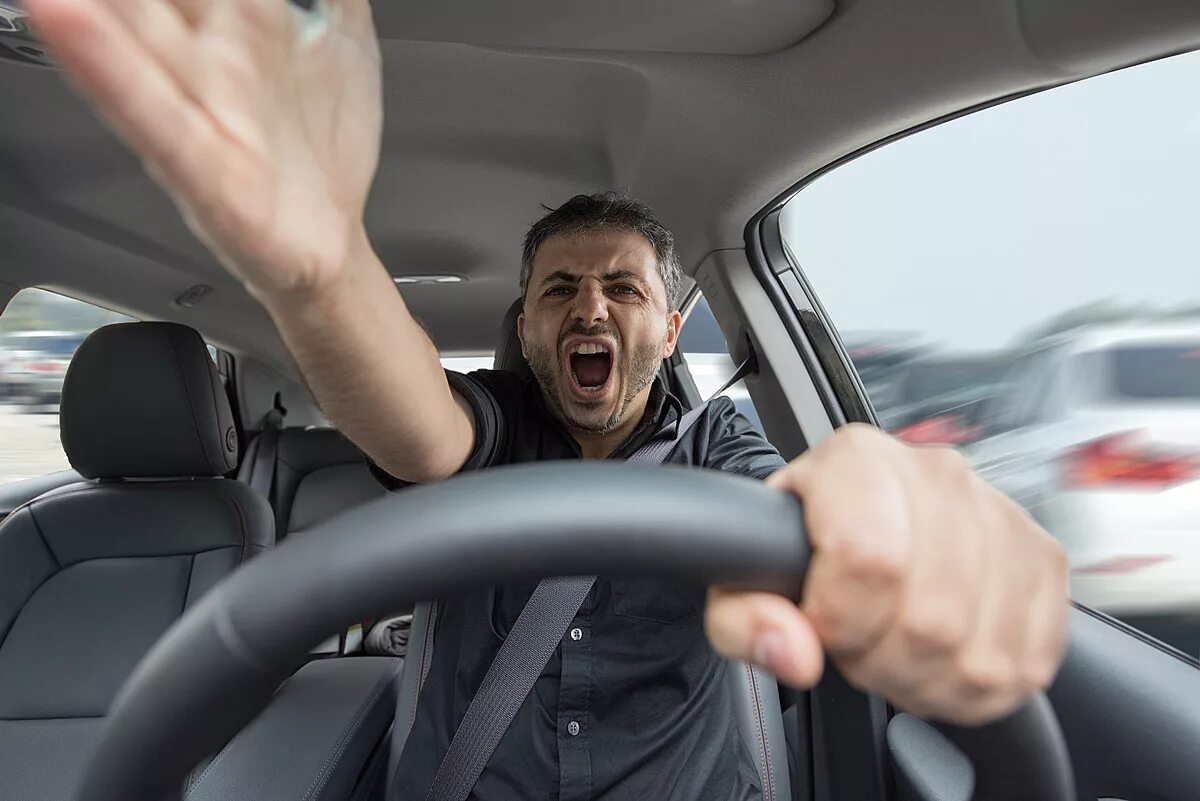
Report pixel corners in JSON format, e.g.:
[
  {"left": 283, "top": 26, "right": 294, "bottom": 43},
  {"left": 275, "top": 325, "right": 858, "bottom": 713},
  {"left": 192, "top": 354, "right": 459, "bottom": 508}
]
[
  {"left": 679, "top": 297, "right": 762, "bottom": 432},
  {"left": 1109, "top": 345, "right": 1200, "bottom": 400},
  {"left": 441, "top": 355, "right": 495, "bottom": 373},
  {"left": 781, "top": 51, "right": 1200, "bottom": 657},
  {"left": 0, "top": 289, "right": 132, "bottom": 484}
]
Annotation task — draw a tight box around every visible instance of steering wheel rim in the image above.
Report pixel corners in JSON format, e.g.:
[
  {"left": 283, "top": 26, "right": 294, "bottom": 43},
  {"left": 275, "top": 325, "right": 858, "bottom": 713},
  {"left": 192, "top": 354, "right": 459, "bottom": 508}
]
[{"left": 77, "top": 462, "right": 1073, "bottom": 801}]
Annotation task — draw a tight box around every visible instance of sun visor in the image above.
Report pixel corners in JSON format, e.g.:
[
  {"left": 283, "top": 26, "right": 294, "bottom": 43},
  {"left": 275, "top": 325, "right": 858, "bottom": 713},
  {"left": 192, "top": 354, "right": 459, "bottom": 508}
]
[{"left": 371, "top": 0, "right": 835, "bottom": 55}]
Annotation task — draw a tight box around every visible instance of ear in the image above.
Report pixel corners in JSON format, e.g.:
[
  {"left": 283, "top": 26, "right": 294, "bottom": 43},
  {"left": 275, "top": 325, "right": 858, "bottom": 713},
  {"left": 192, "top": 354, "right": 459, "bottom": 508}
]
[
  {"left": 661, "top": 310, "right": 683, "bottom": 359},
  {"left": 517, "top": 313, "right": 527, "bottom": 357}
]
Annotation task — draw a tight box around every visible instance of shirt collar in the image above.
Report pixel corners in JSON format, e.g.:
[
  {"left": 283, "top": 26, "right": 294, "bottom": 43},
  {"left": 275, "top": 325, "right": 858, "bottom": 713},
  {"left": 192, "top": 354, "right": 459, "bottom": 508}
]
[{"left": 610, "top": 377, "right": 685, "bottom": 459}]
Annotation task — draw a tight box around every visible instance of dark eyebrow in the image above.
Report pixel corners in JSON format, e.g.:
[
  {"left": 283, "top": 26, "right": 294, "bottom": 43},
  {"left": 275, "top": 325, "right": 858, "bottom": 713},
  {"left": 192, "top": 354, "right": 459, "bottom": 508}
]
[
  {"left": 540, "top": 270, "right": 579, "bottom": 287},
  {"left": 601, "top": 270, "right": 645, "bottom": 284},
  {"left": 539, "top": 269, "right": 649, "bottom": 287}
]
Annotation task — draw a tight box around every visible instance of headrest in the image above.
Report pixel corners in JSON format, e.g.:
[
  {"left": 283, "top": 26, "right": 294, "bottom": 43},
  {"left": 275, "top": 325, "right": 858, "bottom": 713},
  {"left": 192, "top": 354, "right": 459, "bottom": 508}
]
[
  {"left": 493, "top": 298, "right": 533, "bottom": 379},
  {"left": 60, "top": 322, "right": 239, "bottom": 479}
]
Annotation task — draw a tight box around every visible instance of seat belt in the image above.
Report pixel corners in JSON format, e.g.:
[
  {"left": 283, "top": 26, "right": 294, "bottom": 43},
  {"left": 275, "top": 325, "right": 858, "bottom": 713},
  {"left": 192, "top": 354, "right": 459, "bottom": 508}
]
[
  {"left": 248, "top": 394, "right": 286, "bottom": 505},
  {"left": 424, "top": 402, "right": 709, "bottom": 801}
]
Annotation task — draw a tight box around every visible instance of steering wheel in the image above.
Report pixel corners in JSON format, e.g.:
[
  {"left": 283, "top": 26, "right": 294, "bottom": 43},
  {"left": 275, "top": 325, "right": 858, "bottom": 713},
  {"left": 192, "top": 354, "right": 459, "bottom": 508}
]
[{"left": 76, "top": 463, "right": 1074, "bottom": 801}]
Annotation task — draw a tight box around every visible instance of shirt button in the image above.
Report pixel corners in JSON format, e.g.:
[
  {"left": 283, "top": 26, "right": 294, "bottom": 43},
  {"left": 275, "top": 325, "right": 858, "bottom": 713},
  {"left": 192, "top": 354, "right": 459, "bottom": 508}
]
[
  {"left": 569, "top": 627, "right": 583, "bottom": 642},
  {"left": 567, "top": 721, "right": 581, "bottom": 736}
]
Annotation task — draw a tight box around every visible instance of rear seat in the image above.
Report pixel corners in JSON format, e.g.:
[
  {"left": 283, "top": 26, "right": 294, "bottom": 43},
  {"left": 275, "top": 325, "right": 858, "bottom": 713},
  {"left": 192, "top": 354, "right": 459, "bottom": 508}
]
[
  {"left": 238, "top": 427, "right": 387, "bottom": 542},
  {"left": 238, "top": 424, "right": 400, "bottom": 656}
]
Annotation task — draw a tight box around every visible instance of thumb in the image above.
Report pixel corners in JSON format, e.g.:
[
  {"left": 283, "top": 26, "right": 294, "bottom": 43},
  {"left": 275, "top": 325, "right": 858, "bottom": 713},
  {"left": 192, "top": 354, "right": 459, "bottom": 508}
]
[{"left": 705, "top": 588, "right": 824, "bottom": 688}]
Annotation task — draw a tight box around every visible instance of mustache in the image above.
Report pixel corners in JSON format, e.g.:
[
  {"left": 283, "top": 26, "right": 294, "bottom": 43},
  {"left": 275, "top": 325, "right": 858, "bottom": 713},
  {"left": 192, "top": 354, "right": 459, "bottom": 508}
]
[{"left": 559, "top": 323, "right": 621, "bottom": 350}]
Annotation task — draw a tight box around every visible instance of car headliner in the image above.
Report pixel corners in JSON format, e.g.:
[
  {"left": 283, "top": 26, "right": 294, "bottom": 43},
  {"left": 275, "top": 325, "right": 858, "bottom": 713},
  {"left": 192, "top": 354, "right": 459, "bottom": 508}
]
[{"left": 1, "top": 0, "right": 1199, "bottom": 379}]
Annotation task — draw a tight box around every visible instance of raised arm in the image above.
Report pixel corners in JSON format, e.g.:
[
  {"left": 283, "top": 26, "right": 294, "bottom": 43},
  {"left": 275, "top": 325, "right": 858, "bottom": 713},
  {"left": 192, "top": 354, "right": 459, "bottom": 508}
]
[{"left": 25, "top": 0, "right": 474, "bottom": 482}]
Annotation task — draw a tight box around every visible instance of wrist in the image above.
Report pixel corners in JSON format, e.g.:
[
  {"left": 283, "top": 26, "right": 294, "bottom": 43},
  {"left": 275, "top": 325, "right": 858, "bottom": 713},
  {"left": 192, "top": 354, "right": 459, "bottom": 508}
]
[{"left": 253, "top": 221, "right": 378, "bottom": 320}]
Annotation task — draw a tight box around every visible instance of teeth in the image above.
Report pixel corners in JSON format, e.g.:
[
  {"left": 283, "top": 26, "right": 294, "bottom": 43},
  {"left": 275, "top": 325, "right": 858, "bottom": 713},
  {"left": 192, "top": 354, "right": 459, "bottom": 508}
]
[{"left": 573, "top": 343, "right": 609, "bottom": 355}]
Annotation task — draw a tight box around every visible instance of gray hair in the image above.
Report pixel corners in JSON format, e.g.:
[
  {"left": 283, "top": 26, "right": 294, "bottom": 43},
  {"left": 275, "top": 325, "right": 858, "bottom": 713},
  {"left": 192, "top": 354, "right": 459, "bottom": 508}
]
[{"left": 520, "top": 191, "right": 684, "bottom": 309}]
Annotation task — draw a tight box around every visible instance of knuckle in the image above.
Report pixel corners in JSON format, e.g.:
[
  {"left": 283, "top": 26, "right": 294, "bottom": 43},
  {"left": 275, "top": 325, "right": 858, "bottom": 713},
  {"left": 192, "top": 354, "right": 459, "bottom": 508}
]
[
  {"left": 1044, "top": 536, "right": 1070, "bottom": 576},
  {"left": 836, "top": 423, "right": 887, "bottom": 452},
  {"left": 901, "top": 601, "right": 968, "bottom": 653},
  {"left": 827, "top": 533, "right": 904, "bottom": 587},
  {"left": 210, "top": 43, "right": 258, "bottom": 88},
  {"left": 923, "top": 445, "right": 969, "bottom": 478},
  {"left": 955, "top": 651, "right": 1017, "bottom": 697}
]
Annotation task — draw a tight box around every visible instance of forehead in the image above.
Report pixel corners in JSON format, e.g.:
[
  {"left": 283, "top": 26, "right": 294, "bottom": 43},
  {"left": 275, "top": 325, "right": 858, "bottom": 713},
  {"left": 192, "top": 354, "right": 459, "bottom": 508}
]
[{"left": 529, "top": 228, "right": 659, "bottom": 283}]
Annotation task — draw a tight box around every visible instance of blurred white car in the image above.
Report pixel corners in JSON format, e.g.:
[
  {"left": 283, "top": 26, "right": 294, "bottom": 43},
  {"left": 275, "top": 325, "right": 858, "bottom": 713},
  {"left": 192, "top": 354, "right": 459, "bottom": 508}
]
[{"left": 970, "top": 322, "right": 1200, "bottom": 618}]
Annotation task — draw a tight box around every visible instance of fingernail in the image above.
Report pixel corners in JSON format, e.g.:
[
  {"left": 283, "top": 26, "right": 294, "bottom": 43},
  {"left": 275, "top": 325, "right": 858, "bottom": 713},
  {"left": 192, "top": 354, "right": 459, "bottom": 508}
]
[{"left": 752, "top": 630, "right": 790, "bottom": 674}]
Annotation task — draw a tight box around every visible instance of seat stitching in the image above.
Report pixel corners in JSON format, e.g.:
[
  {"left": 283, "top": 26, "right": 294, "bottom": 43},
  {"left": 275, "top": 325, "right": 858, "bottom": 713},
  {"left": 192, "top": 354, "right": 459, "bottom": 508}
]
[
  {"left": 752, "top": 666, "right": 775, "bottom": 801},
  {"left": 166, "top": 330, "right": 220, "bottom": 475},
  {"left": 0, "top": 514, "right": 63, "bottom": 652},
  {"left": 198, "top": 330, "right": 231, "bottom": 472},
  {"left": 743, "top": 662, "right": 769, "bottom": 800},
  {"left": 182, "top": 553, "right": 197, "bottom": 614},
  {"left": 303, "top": 661, "right": 404, "bottom": 801},
  {"left": 212, "top": 482, "right": 252, "bottom": 563},
  {"left": 25, "top": 503, "right": 62, "bottom": 568}
]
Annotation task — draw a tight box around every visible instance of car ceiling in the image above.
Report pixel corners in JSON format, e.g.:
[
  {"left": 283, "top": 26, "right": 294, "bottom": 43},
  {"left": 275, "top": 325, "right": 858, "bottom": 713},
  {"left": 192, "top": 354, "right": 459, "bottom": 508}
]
[{"left": 1, "top": 0, "right": 1199, "bottom": 380}]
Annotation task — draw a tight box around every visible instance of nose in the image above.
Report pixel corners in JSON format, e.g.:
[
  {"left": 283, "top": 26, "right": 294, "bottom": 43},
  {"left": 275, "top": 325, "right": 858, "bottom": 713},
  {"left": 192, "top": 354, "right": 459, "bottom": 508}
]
[{"left": 571, "top": 280, "right": 609, "bottom": 327}]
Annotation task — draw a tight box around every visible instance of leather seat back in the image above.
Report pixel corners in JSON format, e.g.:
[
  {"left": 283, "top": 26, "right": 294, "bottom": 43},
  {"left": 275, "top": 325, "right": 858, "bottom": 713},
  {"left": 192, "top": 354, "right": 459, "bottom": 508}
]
[
  {"left": 239, "top": 428, "right": 386, "bottom": 540},
  {"left": 0, "top": 322, "right": 273, "bottom": 801}
]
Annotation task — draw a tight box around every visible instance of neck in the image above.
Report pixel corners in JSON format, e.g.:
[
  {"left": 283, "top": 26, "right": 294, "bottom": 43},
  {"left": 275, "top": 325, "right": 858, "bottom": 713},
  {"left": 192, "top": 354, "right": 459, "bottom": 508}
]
[{"left": 557, "top": 387, "right": 654, "bottom": 460}]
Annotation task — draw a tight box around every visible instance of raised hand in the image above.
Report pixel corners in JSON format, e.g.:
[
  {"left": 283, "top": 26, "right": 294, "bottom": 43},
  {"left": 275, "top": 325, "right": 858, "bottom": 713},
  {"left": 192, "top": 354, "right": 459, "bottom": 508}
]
[{"left": 25, "top": 0, "right": 383, "bottom": 299}]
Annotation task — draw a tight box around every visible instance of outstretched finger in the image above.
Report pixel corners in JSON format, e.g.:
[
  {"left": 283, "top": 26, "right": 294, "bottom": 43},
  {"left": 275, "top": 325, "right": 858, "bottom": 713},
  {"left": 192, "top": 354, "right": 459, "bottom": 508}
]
[
  {"left": 326, "top": 0, "right": 380, "bottom": 43},
  {"left": 92, "top": 0, "right": 204, "bottom": 105}
]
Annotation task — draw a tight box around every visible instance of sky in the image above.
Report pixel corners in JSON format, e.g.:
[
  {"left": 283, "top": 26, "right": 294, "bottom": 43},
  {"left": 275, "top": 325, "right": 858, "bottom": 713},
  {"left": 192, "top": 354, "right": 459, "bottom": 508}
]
[{"left": 781, "top": 49, "right": 1200, "bottom": 351}]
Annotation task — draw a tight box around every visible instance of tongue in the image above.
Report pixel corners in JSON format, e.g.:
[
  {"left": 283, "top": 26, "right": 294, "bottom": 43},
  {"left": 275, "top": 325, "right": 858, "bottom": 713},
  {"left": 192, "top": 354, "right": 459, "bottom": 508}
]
[{"left": 572, "top": 353, "right": 611, "bottom": 388}]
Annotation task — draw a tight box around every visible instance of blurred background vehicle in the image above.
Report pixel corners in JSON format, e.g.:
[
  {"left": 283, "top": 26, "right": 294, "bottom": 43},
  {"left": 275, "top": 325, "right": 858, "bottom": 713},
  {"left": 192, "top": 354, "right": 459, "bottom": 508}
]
[
  {"left": 0, "top": 330, "right": 84, "bottom": 411},
  {"left": 877, "top": 353, "right": 1012, "bottom": 445},
  {"left": 968, "top": 323, "right": 1200, "bottom": 646},
  {"left": 840, "top": 331, "right": 928, "bottom": 408}
]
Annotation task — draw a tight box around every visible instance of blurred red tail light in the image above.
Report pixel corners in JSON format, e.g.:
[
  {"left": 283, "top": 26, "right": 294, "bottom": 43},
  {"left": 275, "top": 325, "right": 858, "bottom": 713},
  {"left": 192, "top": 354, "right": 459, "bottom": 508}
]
[
  {"left": 1064, "top": 432, "right": 1200, "bottom": 489},
  {"left": 894, "top": 415, "right": 978, "bottom": 446}
]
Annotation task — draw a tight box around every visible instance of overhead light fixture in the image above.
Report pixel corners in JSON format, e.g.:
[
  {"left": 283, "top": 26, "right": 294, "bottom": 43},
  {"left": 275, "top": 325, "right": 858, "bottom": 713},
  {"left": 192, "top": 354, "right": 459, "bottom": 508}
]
[
  {"left": 175, "top": 284, "right": 214, "bottom": 308},
  {"left": 392, "top": 275, "right": 466, "bottom": 285}
]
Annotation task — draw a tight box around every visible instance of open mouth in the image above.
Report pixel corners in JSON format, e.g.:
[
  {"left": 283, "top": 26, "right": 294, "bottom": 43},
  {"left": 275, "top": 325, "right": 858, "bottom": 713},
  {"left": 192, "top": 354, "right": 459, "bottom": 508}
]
[{"left": 566, "top": 341, "right": 614, "bottom": 398}]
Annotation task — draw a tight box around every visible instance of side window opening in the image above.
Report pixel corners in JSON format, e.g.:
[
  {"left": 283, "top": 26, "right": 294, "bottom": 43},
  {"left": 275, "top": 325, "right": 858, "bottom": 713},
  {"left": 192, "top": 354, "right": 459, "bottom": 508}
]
[
  {"left": 780, "top": 49, "right": 1200, "bottom": 657},
  {"left": 0, "top": 289, "right": 225, "bottom": 486},
  {"left": 678, "top": 296, "right": 763, "bottom": 433}
]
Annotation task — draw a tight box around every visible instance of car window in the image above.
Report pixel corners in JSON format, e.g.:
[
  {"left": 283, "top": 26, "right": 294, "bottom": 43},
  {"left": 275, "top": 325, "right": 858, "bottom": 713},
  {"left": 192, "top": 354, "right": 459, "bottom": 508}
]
[
  {"left": 1105, "top": 344, "right": 1200, "bottom": 400},
  {"left": 441, "top": 355, "right": 495, "bottom": 373},
  {"left": 1, "top": 290, "right": 126, "bottom": 484},
  {"left": 678, "top": 296, "right": 763, "bottom": 432},
  {"left": 781, "top": 50, "right": 1200, "bottom": 657}
]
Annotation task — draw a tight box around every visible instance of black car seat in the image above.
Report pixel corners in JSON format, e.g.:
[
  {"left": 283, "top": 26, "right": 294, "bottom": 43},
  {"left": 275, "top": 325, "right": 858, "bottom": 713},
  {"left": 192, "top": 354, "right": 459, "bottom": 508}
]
[
  {"left": 388, "top": 300, "right": 792, "bottom": 801},
  {"left": 239, "top": 427, "right": 387, "bottom": 542},
  {"left": 0, "top": 322, "right": 274, "bottom": 801},
  {"left": 238, "top": 426, "right": 393, "bottom": 656}
]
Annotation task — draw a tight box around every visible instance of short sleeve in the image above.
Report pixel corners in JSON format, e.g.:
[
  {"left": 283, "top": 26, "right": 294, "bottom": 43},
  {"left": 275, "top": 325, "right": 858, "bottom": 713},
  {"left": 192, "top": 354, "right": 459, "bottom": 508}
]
[
  {"left": 368, "top": 369, "right": 520, "bottom": 490},
  {"left": 700, "top": 396, "right": 787, "bottom": 481}
]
